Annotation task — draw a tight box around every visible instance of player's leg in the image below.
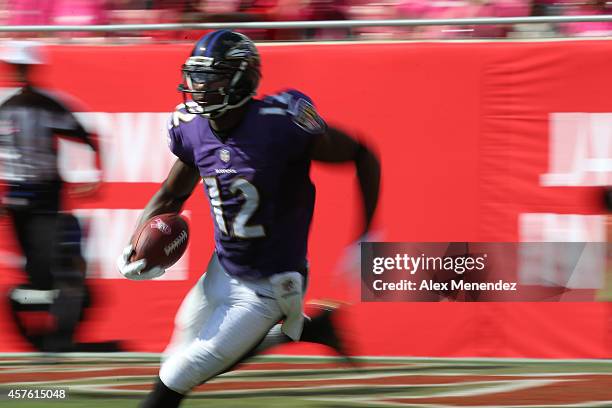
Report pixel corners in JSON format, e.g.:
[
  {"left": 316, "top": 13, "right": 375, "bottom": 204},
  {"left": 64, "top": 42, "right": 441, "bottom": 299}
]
[
  {"left": 158, "top": 297, "right": 282, "bottom": 394},
  {"left": 158, "top": 254, "right": 284, "bottom": 393},
  {"left": 8, "top": 210, "right": 56, "bottom": 289},
  {"left": 300, "top": 303, "right": 354, "bottom": 359},
  {"left": 216, "top": 270, "right": 352, "bottom": 372},
  {"left": 6, "top": 211, "right": 60, "bottom": 350},
  {"left": 44, "top": 213, "right": 87, "bottom": 351},
  {"left": 142, "top": 255, "right": 283, "bottom": 408},
  {"left": 228, "top": 249, "right": 348, "bottom": 361},
  {"left": 46, "top": 213, "right": 121, "bottom": 352},
  {"left": 161, "top": 257, "right": 217, "bottom": 363},
  {"left": 236, "top": 301, "right": 353, "bottom": 363},
  {"left": 141, "top": 258, "right": 219, "bottom": 408},
  {"left": 141, "top": 283, "right": 208, "bottom": 408}
]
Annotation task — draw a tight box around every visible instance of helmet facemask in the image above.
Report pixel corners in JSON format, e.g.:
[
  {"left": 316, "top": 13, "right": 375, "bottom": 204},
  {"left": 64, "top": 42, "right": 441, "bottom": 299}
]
[{"left": 179, "top": 57, "right": 256, "bottom": 118}]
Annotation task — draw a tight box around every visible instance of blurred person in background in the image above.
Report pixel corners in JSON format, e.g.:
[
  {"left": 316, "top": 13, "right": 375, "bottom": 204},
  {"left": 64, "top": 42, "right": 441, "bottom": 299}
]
[
  {"left": 347, "top": 0, "right": 404, "bottom": 40},
  {"left": 116, "top": 30, "right": 380, "bottom": 407},
  {"left": 181, "top": 0, "right": 267, "bottom": 40},
  {"left": 556, "top": 0, "right": 612, "bottom": 37},
  {"left": 305, "top": 0, "right": 351, "bottom": 40},
  {"left": 51, "top": 0, "right": 108, "bottom": 25},
  {"left": 50, "top": 0, "right": 108, "bottom": 26},
  {"left": 184, "top": 0, "right": 312, "bottom": 41},
  {"left": 50, "top": 0, "right": 109, "bottom": 39},
  {"left": 0, "top": 41, "right": 121, "bottom": 352},
  {"left": 397, "top": 0, "right": 530, "bottom": 39},
  {"left": 5, "top": 0, "right": 54, "bottom": 25},
  {"left": 110, "top": 0, "right": 193, "bottom": 41},
  {"left": 6, "top": 0, "right": 109, "bottom": 39},
  {"left": 508, "top": 1, "right": 559, "bottom": 38},
  {"left": 261, "top": 0, "right": 322, "bottom": 40},
  {"left": 5, "top": 0, "right": 54, "bottom": 38}
]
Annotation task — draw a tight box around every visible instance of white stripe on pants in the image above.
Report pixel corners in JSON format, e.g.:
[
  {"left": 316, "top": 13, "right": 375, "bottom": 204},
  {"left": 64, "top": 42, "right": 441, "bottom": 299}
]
[{"left": 160, "top": 254, "right": 284, "bottom": 394}]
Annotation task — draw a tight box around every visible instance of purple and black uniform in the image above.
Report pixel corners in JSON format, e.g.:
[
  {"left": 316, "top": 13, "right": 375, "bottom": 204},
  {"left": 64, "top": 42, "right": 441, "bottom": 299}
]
[{"left": 167, "top": 90, "right": 327, "bottom": 279}]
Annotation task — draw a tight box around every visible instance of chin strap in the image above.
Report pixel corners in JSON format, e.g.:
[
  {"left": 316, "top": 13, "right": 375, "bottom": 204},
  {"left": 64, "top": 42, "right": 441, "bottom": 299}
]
[
  {"left": 204, "top": 92, "right": 255, "bottom": 118},
  {"left": 203, "top": 61, "right": 251, "bottom": 118}
]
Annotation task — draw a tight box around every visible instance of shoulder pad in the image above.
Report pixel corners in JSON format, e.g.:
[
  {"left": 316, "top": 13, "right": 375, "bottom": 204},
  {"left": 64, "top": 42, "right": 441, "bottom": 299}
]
[
  {"left": 263, "top": 89, "right": 309, "bottom": 109},
  {"left": 263, "top": 90, "right": 326, "bottom": 134},
  {"left": 167, "top": 103, "right": 197, "bottom": 129},
  {"left": 290, "top": 97, "right": 326, "bottom": 134}
]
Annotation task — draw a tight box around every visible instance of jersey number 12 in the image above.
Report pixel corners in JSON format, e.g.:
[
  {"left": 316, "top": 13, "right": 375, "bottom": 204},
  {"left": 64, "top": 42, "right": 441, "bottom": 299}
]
[{"left": 203, "top": 176, "right": 265, "bottom": 239}]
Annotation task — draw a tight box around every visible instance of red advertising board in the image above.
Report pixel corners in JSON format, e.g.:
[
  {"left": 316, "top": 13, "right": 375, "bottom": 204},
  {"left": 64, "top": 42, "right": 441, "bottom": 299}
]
[{"left": 0, "top": 40, "right": 610, "bottom": 357}]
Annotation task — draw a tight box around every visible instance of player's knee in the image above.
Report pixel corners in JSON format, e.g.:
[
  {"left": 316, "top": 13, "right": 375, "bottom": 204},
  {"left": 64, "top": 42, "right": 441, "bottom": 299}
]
[{"left": 159, "top": 340, "right": 226, "bottom": 394}]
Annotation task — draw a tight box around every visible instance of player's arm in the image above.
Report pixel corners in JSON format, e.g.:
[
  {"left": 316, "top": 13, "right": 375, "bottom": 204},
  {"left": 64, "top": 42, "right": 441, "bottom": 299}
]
[
  {"left": 118, "top": 158, "right": 200, "bottom": 280},
  {"left": 133, "top": 158, "right": 201, "bottom": 235},
  {"left": 60, "top": 130, "right": 104, "bottom": 197},
  {"left": 310, "top": 126, "right": 381, "bottom": 235},
  {"left": 51, "top": 99, "right": 104, "bottom": 196},
  {"left": 76, "top": 131, "right": 102, "bottom": 176}
]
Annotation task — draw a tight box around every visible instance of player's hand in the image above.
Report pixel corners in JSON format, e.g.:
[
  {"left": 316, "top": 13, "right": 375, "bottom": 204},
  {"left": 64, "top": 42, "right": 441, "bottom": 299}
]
[
  {"left": 337, "top": 231, "right": 384, "bottom": 276},
  {"left": 333, "top": 231, "right": 383, "bottom": 301},
  {"left": 117, "top": 245, "right": 166, "bottom": 280}
]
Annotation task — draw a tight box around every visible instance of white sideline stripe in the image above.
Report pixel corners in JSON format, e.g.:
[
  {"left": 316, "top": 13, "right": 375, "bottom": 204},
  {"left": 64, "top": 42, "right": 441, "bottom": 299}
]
[
  {"left": 443, "top": 403, "right": 612, "bottom": 408},
  {"left": 1, "top": 368, "right": 608, "bottom": 382},
  {"left": 6, "top": 378, "right": 545, "bottom": 390},
  {"left": 72, "top": 371, "right": 595, "bottom": 386},
  {"left": 59, "top": 379, "right": 563, "bottom": 396},
  {"left": 0, "top": 366, "right": 158, "bottom": 375},
  {"left": 229, "top": 368, "right": 416, "bottom": 378},
  {"left": 1, "top": 366, "right": 608, "bottom": 382},
  {"left": 306, "top": 398, "right": 612, "bottom": 408},
  {"left": 1, "top": 352, "right": 611, "bottom": 364},
  {"left": 395, "top": 379, "right": 567, "bottom": 399},
  {"left": 0, "top": 352, "right": 162, "bottom": 359},
  {"left": 305, "top": 379, "right": 569, "bottom": 407},
  {"left": 3, "top": 376, "right": 153, "bottom": 386},
  {"left": 219, "top": 365, "right": 420, "bottom": 377},
  {"left": 0, "top": 363, "right": 159, "bottom": 371},
  {"left": 4, "top": 369, "right": 609, "bottom": 406},
  {"left": 220, "top": 370, "right": 612, "bottom": 380}
]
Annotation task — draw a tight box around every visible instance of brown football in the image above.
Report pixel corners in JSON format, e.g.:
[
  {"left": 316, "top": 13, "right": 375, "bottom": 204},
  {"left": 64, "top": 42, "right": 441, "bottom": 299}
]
[{"left": 130, "top": 213, "right": 189, "bottom": 271}]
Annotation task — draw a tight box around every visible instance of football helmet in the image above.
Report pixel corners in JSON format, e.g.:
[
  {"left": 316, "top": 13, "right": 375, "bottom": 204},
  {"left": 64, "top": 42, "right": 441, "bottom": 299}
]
[{"left": 178, "top": 30, "right": 261, "bottom": 117}]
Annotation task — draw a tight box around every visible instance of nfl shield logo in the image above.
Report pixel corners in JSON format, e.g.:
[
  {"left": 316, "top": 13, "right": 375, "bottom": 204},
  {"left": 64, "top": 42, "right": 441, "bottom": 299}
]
[{"left": 219, "top": 149, "right": 230, "bottom": 163}]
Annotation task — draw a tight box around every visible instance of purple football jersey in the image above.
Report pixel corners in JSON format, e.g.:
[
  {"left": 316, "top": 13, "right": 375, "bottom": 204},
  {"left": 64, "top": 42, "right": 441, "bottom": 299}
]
[{"left": 167, "top": 90, "right": 326, "bottom": 279}]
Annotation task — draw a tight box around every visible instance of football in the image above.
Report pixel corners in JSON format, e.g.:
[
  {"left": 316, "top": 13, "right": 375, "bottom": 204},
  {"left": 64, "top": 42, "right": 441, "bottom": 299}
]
[{"left": 130, "top": 213, "right": 189, "bottom": 271}]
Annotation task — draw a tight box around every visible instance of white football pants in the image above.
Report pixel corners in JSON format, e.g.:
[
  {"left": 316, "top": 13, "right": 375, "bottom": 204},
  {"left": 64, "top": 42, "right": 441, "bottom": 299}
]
[{"left": 159, "top": 254, "right": 285, "bottom": 394}]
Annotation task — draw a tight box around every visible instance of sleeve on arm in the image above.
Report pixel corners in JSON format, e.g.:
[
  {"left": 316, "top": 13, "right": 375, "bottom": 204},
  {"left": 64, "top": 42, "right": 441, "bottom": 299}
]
[
  {"left": 166, "top": 113, "right": 195, "bottom": 166},
  {"left": 284, "top": 90, "right": 327, "bottom": 159},
  {"left": 48, "top": 99, "right": 90, "bottom": 140}
]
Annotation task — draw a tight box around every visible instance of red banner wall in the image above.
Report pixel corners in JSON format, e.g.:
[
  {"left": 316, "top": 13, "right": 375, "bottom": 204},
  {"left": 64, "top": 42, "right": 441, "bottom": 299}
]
[{"left": 0, "top": 40, "right": 610, "bottom": 358}]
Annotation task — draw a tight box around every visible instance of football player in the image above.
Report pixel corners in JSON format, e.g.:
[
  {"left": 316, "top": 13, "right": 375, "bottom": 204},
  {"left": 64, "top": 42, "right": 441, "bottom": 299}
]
[
  {"left": 0, "top": 41, "right": 121, "bottom": 353},
  {"left": 117, "top": 30, "right": 380, "bottom": 408}
]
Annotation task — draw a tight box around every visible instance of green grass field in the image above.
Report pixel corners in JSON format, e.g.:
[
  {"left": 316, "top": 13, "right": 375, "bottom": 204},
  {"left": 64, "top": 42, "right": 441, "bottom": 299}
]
[{"left": 0, "top": 354, "right": 611, "bottom": 407}]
